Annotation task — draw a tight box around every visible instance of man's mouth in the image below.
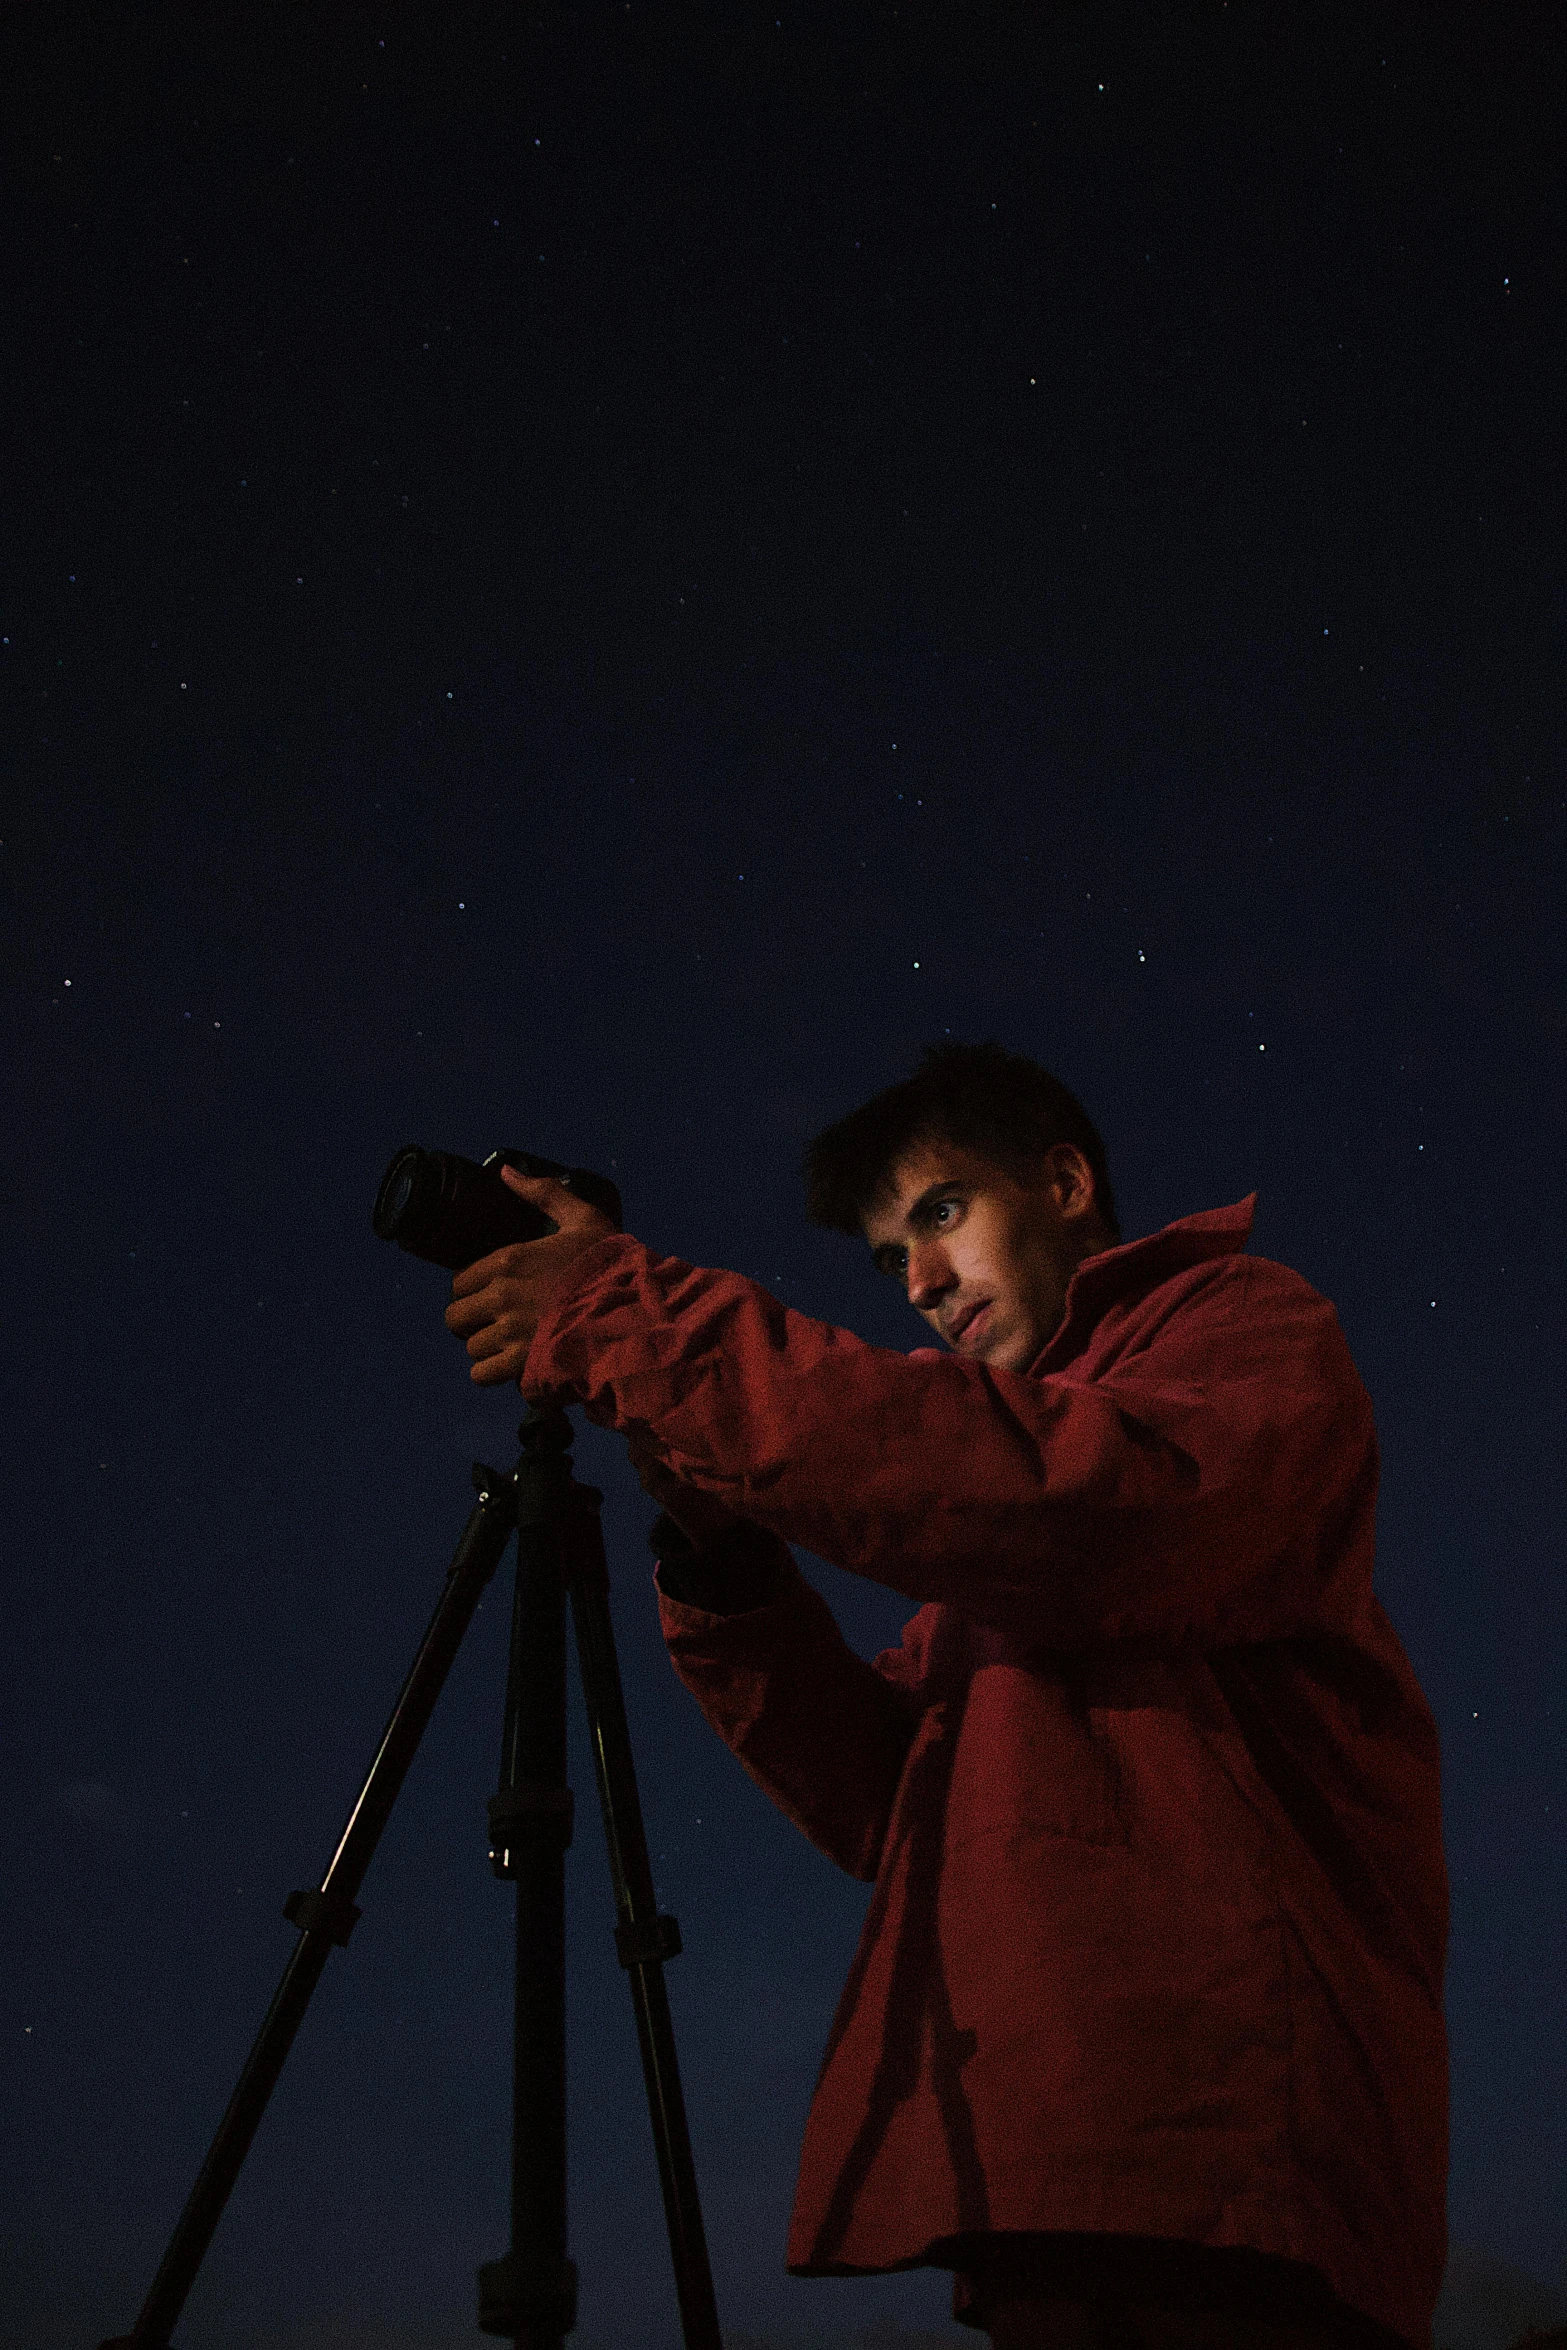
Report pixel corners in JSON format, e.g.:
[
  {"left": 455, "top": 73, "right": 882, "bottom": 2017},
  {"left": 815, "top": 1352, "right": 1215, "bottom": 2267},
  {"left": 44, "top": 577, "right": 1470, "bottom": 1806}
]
[{"left": 948, "top": 1301, "right": 992, "bottom": 1349}]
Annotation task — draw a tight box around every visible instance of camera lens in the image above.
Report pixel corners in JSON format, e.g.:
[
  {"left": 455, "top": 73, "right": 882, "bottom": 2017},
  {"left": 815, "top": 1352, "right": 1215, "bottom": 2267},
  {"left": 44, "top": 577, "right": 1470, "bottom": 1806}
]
[
  {"left": 373, "top": 1144, "right": 561, "bottom": 1269},
  {"left": 373, "top": 1146, "right": 448, "bottom": 1253},
  {"left": 374, "top": 1143, "right": 621, "bottom": 1271}
]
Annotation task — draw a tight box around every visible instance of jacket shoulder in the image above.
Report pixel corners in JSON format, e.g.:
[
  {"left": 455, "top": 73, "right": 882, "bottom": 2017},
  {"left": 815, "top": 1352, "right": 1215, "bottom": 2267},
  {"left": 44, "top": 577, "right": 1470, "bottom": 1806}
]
[{"left": 1125, "top": 1247, "right": 1354, "bottom": 1345}]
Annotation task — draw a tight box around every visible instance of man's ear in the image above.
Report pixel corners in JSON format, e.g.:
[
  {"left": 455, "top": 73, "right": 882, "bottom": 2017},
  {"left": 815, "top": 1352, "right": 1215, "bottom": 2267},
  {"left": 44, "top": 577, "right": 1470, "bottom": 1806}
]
[{"left": 1049, "top": 1143, "right": 1098, "bottom": 1219}]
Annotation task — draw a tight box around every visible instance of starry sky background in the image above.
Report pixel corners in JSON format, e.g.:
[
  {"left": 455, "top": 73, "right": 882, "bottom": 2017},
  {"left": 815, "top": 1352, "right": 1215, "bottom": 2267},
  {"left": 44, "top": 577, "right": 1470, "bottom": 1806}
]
[{"left": 3, "top": 5, "right": 1564, "bottom": 2347}]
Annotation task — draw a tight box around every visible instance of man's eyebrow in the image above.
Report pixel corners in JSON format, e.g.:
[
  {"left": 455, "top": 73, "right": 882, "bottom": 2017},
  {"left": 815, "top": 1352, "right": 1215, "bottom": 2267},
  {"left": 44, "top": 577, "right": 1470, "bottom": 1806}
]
[{"left": 869, "top": 1180, "right": 968, "bottom": 1273}]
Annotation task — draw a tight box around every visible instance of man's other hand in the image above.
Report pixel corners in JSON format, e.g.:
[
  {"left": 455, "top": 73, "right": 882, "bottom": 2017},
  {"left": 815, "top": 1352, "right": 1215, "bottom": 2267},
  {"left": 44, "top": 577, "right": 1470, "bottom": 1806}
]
[{"left": 443, "top": 1165, "right": 618, "bottom": 1386}]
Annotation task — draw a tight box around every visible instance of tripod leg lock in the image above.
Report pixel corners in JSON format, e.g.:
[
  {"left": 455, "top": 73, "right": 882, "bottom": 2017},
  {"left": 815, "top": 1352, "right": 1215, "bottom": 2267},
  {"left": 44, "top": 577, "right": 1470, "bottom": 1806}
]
[
  {"left": 614, "top": 1911, "right": 683, "bottom": 1969},
  {"left": 282, "top": 1885, "right": 363, "bottom": 1947},
  {"left": 487, "top": 1783, "right": 575, "bottom": 1864}
]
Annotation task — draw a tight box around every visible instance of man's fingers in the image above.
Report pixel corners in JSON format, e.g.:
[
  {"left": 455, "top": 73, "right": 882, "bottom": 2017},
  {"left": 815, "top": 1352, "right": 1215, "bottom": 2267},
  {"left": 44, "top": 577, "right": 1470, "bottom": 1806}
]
[
  {"left": 465, "top": 1317, "right": 521, "bottom": 1362},
  {"left": 442, "top": 1190, "right": 614, "bottom": 1394},
  {"left": 499, "top": 1164, "right": 614, "bottom": 1235},
  {"left": 500, "top": 1166, "right": 571, "bottom": 1203},
  {"left": 499, "top": 1170, "right": 570, "bottom": 1226},
  {"left": 450, "top": 1244, "right": 524, "bottom": 1301},
  {"left": 446, "top": 1283, "right": 510, "bottom": 1337}
]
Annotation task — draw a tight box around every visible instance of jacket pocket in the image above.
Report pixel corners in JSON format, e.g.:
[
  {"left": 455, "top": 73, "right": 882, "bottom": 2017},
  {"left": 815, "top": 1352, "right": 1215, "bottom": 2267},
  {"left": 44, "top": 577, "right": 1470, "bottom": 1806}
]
[{"left": 943, "top": 1661, "right": 1130, "bottom": 1850}]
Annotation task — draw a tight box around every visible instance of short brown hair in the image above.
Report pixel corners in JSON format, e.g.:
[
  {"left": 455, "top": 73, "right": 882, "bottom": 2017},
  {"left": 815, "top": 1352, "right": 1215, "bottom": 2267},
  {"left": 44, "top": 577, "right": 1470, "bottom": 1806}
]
[{"left": 802, "top": 1038, "right": 1120, "bottom": 1243}]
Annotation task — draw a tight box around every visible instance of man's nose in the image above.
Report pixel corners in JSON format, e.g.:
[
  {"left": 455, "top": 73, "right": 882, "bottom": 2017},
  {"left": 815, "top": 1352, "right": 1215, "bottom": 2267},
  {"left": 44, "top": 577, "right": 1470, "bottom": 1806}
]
[{"left": 907, "top": 1247, "right": 955, "bottom": 1310}]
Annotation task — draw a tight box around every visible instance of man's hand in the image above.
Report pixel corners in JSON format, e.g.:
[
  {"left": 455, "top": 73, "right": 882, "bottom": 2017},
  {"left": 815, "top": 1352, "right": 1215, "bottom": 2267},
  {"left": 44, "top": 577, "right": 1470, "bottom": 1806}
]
[{"left": 444, "top": 1165, "right": 618, "bottom": 1387}]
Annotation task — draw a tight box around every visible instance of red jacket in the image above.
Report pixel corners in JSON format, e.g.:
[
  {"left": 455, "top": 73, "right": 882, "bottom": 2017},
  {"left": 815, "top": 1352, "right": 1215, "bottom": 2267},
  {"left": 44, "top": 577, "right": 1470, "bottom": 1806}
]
[{"left": 524, "top": 1198, "right": 1449, "bottom": 2350}]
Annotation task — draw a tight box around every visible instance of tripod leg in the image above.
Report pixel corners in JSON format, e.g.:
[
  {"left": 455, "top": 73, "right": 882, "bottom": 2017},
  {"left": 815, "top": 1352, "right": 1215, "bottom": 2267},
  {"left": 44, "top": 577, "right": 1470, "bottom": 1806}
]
[
  {"left": 479, "top": 1408, "right": 579, "bottom": 2350},
  {"left": 565, "top": 1483, "right": 725, "bottom": 2350},
  {"left": 98, "top": 1462, "right": 519, "bottom": 2350}
]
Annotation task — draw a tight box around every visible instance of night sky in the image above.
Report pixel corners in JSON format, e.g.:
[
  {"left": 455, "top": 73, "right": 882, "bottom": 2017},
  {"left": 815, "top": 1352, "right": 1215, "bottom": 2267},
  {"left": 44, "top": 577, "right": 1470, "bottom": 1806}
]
[{"left": 3, "top": 6, "right": 1564, "bottom": 2348}]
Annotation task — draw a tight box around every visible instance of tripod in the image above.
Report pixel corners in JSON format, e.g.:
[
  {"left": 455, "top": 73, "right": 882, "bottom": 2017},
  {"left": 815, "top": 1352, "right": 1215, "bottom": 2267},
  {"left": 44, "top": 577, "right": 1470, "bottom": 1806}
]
[{"left": 100, "top": 1404, "right": 724, "bottom": 2350}]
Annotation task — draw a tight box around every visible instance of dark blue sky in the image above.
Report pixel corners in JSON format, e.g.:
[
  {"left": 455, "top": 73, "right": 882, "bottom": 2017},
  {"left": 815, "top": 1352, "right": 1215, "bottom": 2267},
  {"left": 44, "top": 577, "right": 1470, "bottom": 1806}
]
[{"left": 3, "top": 6, "right": 1563, "bottom": 2347}]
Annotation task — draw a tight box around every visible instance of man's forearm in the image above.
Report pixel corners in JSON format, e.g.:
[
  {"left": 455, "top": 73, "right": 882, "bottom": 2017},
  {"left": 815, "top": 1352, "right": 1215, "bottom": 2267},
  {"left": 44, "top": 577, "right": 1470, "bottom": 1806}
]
[{"left": 657, "top": 1555, "right": 919, "bottom": 1881}]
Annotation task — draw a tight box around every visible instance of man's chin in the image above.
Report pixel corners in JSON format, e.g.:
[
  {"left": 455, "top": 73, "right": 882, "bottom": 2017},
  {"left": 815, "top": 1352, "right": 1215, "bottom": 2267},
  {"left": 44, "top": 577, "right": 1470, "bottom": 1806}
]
[
  {"left": 977, "top": 1319, "right": 1045, "bottom": 1373},
  {"left": 966, "top": 1313, "right": 1022, "bottom": 1369}
]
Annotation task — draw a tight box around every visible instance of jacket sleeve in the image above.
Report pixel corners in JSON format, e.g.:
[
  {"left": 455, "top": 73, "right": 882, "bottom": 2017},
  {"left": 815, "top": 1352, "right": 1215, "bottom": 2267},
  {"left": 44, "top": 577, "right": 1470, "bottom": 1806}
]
[
  {"left": 523, "top": 1235, "right": 1376, "bottom": 1649},
  {"left": 655, "top": 1562, "right": 924, "bottom": 1879}
]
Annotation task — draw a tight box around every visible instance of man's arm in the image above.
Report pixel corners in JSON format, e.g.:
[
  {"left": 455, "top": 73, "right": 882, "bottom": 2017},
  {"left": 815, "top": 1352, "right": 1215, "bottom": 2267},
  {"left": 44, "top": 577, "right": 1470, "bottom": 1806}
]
[
  {"left": 525, "top": 1237, "right": 1377, "bottom": 1650},
  {"left": 640, "top": 1502, "right": 922, "bottom": 1881}
]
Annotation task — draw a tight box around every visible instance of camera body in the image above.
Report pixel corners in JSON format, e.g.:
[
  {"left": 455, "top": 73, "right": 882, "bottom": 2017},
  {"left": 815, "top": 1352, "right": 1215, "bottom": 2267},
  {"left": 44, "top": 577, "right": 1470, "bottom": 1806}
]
[{"left": 373, "top": 1146, "right": 623, "bottom": 1271}]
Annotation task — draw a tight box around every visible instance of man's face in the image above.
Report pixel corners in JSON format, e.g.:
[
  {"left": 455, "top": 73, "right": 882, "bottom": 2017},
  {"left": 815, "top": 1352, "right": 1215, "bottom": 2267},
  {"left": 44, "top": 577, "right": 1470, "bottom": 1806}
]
[{"left": 862, "top": 1137, "right": 1112, "bottom": 1372}]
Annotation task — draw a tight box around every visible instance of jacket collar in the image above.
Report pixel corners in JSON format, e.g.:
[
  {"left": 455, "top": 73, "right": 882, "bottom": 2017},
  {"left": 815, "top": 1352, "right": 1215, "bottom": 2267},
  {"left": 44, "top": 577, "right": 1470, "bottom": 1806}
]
[{"left": 1029, "top": 1195, "right": 1258, "bottom": 1375}]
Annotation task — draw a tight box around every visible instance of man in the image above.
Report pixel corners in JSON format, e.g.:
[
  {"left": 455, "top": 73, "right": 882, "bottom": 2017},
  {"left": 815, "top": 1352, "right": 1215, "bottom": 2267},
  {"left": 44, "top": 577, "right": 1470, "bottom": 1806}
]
[{"left": 444, "top": 1040, "right": 1449, "bottom": 2350}]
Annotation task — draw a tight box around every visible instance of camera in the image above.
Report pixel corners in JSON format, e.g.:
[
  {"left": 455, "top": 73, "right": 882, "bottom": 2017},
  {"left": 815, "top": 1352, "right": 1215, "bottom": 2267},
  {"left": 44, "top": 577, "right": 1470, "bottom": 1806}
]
[{"left": 373, "top": 1146, "right": 623, "bottom": 1271}]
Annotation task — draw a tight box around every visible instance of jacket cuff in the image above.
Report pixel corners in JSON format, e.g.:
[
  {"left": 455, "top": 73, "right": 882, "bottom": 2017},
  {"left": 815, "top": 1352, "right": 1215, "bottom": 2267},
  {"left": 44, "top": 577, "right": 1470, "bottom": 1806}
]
[{"left": 521, "top": 1232, "right": 644, "bottom": 1401}]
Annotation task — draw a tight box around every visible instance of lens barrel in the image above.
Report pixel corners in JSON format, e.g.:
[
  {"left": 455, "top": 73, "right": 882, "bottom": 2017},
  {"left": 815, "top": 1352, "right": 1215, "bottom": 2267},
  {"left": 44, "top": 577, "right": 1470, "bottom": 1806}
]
[{"left": 373, "top": 1146, "right": 622, "bottom": 1270}]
